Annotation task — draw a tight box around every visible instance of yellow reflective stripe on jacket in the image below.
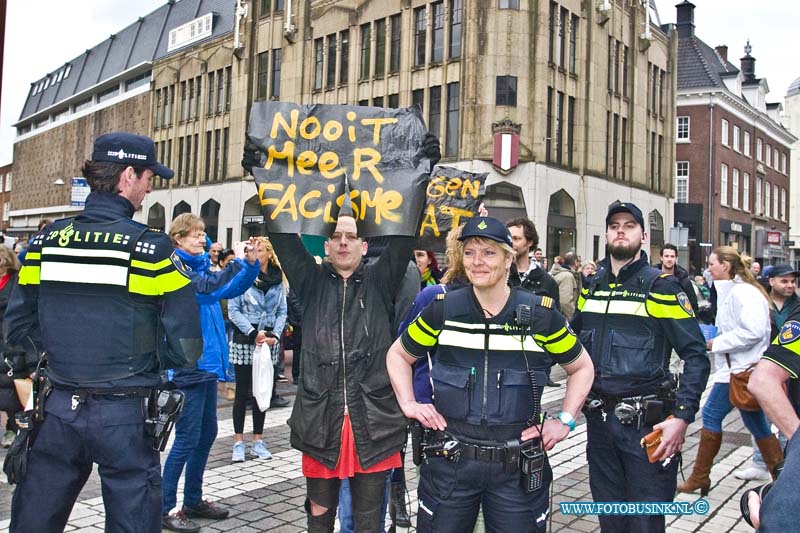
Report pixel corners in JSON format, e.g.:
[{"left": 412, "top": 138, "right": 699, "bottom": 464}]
[
  {"left": 438, "top": 328, "right": 542, "bottom": 352},
  {"left": 24, "top": 252, "right": 41, "bottom": 261},
  {"left": 18, "top": 265, "right": 41, "bottom": 286},
  {"left": 645, "top": 296, "right": 692, "bottom": 319},
  {"left": 533, "top": 326, "right": 578, "bottom": 355},
  {"left": 581, "top": 298, "right": 648, "bottom": 317},
  {"left": 128, "top": 269, "right": 191, "bottom": 296},
  {"left": 130, "top": 258, "right": 172, "bottom": 271},
  {"left": 406, "top": 316, "right": 440, "bottom": 349}
]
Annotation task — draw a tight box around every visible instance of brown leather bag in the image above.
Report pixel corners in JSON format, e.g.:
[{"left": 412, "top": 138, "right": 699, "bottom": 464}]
[{"left": 726, "top": 355, "right": 760, "bottom": 411}]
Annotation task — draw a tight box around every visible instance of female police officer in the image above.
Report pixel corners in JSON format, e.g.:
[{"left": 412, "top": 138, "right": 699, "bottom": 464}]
[{"left": 387, "top": 217, "right": 593, "bottom": 533}]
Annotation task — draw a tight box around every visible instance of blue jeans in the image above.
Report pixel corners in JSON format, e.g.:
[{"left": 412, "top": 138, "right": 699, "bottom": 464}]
[
  {"left": 162, "top": 380, "right": 218, "bottom": 514},
  {"left": 416, "top": 456, "right": 550, "bottom": 533},
  {"left": 585, "top": 408, "right": 679, "bottom": 533},
  {"left": 338, "top": 474, "right": 390, "bottom": 533},
  {"left": 701, "top": 382, "right": 771, "bottom": 439},
  {"left": 10, "top": 389, "right": 161, "bottom": 533}
]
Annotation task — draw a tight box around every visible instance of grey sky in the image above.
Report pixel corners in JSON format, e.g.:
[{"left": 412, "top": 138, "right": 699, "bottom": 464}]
[
  {"left": 0, "top": 0, "right": 163, "bottom": 165},
  {"left": 654, "top": 0, "right": 800, "bottom": 102},
  {"left": 1, "top": 0, "right": 798, "bottom": 167}
]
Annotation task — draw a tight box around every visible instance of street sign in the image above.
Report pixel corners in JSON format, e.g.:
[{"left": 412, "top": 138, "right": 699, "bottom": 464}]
[
  {"left": 70, "top": 177, "right": 90, "bottom": 207},
  {"left": 785, "top": 240, "right": 796, "bottom": 246}
]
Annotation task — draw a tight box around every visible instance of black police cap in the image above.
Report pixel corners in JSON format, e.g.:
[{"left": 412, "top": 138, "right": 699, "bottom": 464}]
[
  {"left": 92, "top": 132, "right": 174, "bottom": 179},
  {"left": 458, "top": 216, "right": 513, "bottom": 247},
  {"left": 606, "top": 201, "right": 645, "bottom": 229}
]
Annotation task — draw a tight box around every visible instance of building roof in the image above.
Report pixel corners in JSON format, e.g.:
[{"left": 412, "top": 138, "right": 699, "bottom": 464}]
[
  {"left": 19, "top": 0, "right": 234, "bottom": 124},
  {"left": 788, "top": 76, "right": 800, "bottom": 98},
  {"left": 677, "top": 34, "right": 738, "bottom": 92}
]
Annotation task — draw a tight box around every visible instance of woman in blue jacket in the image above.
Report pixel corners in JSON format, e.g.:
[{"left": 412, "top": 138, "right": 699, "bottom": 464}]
[
  {"left": 228, "top": 236, "right": 287, "bottom": 462},
  {"left": 161, "top": 214, "right": 260, "bottom": 533}
]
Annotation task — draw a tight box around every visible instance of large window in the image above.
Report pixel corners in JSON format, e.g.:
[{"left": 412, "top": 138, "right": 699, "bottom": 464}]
[
  {"left": 360, "top": 23, "right": 371, "bottom": 80},
  {"left": 216, "top": 70, "right": 223, "bottom": 113},
  {"left": 781, "top": 188, "right": 787, "bottom": 221},
  {"left": 568, "top": 96, "right": 576, "bottom": 168},
  {"left": 375, "top": 19, "right": 386, "bottom": 77},
  {"left": 499, "top": 0, "right": 519, "bottom": 8},
  {"left": 207, "top": 72, "right": 215, "bottom": 114},
  {"left": 676, "top": 162, "right": 689, "bottom": 203},
  {"left": 782, "top": 153, "right": 787, "bottom": 174},
  {"left": 390, "top": 14, "right": 402, "bottom": 72},
  {"left": 765, "top": 181, "right": 771, "bottom": 218},
  {"left": 548, "top": 2, "right": 556, "bottom": 63},
  {"left": 412, "top": 89, "right": 424, "bottom": 112},
  {"left": 757, "top": 138, "right": 763, "bottom": 161},
  {"left": 326, "top": 35, "right": 337, "bottom": 88},
  {"left": 733, "top": 125, "right": 740, "bottom": 152},
  {"left": 414, "top": 7, "right": 426, "bottom": 67},
  {"left": 257, "top": 52, "right": 268, "bottom": 100},
  {"left": 720, "top": 164, "right": 728, "bottom": 206},
  {"left": 547, "top": 89, "right": 554, "bottom": 163},
  {"left": 721, "top": 119, "right": 729, "bottom": 146},
  {"left": 569, "top": 15, "right": 578, "bottom": 75},
  {"left": 756, "top": 177, "right": 763, "bottom": 215},
  {"left": 314, "top": 38, "right": 323, "bottom": 90},
  {"left": 271, "top": 49, "right": 282, "bottom": 99},
  {"left": 558, "top": 7, "right": 567, "bottom": 68},
  {"left": 449, "top": 0, "right": 462, "bottom": 59},
  {"left": 429, "top": 85, "right": 442, "bottom": 138},
  {"left": 743, "top": 172, "right": 750, "bottom": 211},
  {"left": 677, "top": 116, "right": 690, "bottom": 140},
  {"left": 431, "top": 2, "right": 444, "bottom": 63},
  {"left": 446, "top": 82, "right": 460, "bottom": 157},
  {"left": 766, "top": 144, "right": 771, "bottom": 167},
  {"left": 339, "top": 30, "right": 349, "bottom": 84},
  {"left": 495, "top": 76, "right": 517, "bottom": 106},
  {"left": 744, "top": 131, "right": 751, "bottom": 156},
  {"left": 732, "top": 168, "right": 739, "bottom": 209},
  {"left": 555, "top": 92, "right": 565, "bottom": 164},
  {"left": 773, "top": 184, "right": 779, "bottom": 220}
]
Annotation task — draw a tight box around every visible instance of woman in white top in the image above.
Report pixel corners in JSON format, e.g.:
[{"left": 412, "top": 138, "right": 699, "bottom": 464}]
[{"left": 678, "top": 246, "right": 783, "bottom": 495}]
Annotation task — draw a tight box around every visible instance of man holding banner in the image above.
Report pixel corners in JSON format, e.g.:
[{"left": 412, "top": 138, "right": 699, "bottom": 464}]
[{"left": 243, "top": 101, "right": 440, "bottom": 532}]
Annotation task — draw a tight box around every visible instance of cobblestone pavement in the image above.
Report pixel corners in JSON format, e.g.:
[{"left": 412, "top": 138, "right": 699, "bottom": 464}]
[{"left": 0, "top": 369, "right": 760, "bottom": 532}]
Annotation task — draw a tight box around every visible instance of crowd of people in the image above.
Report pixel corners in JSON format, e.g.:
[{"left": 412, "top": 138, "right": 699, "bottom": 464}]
[{"left": 0, "top": 129, "right": 798, "bottom": 533}]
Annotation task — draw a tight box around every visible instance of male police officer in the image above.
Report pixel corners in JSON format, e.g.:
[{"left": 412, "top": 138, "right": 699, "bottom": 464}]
[
  {"left": 5, "top": 132, "right": 203, "bottom": 533},
  {"left": 748, "top": 293, "right": 800, "bottom": 530},
  {"left": 572, "top": 202, "right": 709, "bottom": 533},
  {"left": 387, "top": 217, "right": 594, "bottom": 533}
]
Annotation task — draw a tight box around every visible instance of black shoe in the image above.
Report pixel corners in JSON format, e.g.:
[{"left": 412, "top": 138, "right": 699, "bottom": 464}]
[
  {"left": 389, "top": 482, "right": 411, "bottom": 528},
  {"left": 162, "top": 512, "right": 201, "bottom": 533},
  {"left": 182, "top": 500, "right": 230, "bottom": 520},
  {"left": 546, "top": 378, "right": 561, "bottom": 387},
  {"left": 270, "top": 396, "right": 291, "bottom": 408}
]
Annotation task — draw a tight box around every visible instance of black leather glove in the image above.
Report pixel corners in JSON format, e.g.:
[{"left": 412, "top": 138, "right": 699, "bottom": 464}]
[
  {"left": 421, "top": 132, "right": 441, "bottom": 168},
  {"left": 3, "top": 427, "right": 31, "bottom": 485},
  {"left": 242, "top": 142, "right": 265, "bottom": 176}
]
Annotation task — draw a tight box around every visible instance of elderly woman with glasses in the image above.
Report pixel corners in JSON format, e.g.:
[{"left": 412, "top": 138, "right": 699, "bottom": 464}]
[{"left": 161, "top": 213, "right": 260, "bottom": 533}]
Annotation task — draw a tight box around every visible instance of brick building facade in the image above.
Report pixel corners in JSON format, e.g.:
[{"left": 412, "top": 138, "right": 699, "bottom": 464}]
[{"left": 673, "top": 1, "right": 794, "bottom": 270}]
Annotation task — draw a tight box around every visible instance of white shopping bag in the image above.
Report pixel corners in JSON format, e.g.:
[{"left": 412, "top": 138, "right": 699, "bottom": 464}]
[{"left": 252, "top": 343, "right": 274, "bottom": 412}]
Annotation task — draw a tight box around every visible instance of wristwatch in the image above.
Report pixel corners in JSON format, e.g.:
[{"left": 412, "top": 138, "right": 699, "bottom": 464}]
[{"left": 556, "top": 411, "right": 576, "bottom": 432}]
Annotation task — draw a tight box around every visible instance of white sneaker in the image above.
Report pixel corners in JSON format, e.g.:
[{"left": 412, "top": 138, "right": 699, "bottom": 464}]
[
  {"left": 232, "top": 441, "right": 246, "bottom": 462},
  {"left": 733, "top": 466, "right": 770, "bottom": 481}
]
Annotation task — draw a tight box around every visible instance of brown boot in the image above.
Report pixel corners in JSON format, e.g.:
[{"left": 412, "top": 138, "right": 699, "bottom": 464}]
[
  {"left": 677, "top": 429, "right": 722, "bottom": 496},
  {"left": 755, "top": 435, "right": 784, "bottom": 480}
]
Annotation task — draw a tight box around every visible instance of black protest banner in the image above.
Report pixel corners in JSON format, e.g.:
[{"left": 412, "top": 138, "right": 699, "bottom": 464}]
[
  {"left": 417, "top": 166, "right": 487, "bottom": 252},
  {"left": 247, "top": 101, "right": 430, "bottom": 238}
]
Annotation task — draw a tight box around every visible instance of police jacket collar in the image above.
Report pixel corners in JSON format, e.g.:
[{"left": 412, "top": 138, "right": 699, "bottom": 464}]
[
  {"left": 598, "top": 250, "right": 650, "bottom": 283},
  {"left": 78, "top": 191, "right": 136, "bottom": 221}
]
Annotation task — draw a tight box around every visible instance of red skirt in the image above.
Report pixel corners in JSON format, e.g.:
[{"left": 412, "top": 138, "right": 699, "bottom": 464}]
[{"left": 302, "top": 413, "right": 401, "bottom": 479}]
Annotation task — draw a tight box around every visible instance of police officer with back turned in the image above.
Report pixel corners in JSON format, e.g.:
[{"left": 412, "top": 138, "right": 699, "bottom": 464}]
[
  {"left": 4, "top": 132, "right": 203, "bottom": 533},
  {"left": 387, "top": 216, "right": 594, "bottom": 532},
  {"left": 572, "top": 202, "right": 709, "bottom": 533}
]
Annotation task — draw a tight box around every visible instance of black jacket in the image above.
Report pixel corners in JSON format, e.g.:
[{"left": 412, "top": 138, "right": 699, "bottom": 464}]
[
  {"left": 509, "top": 262, "right": 561, "bottom": 311},
  {"left": 654, "top": 262, "right": 699, "bottom": 314},
  {"left": 572, "top": 253, "right": 710, "bottom": 423},
  {"left": 270, "top": 233, "right": 413, "bottom": 469}
]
